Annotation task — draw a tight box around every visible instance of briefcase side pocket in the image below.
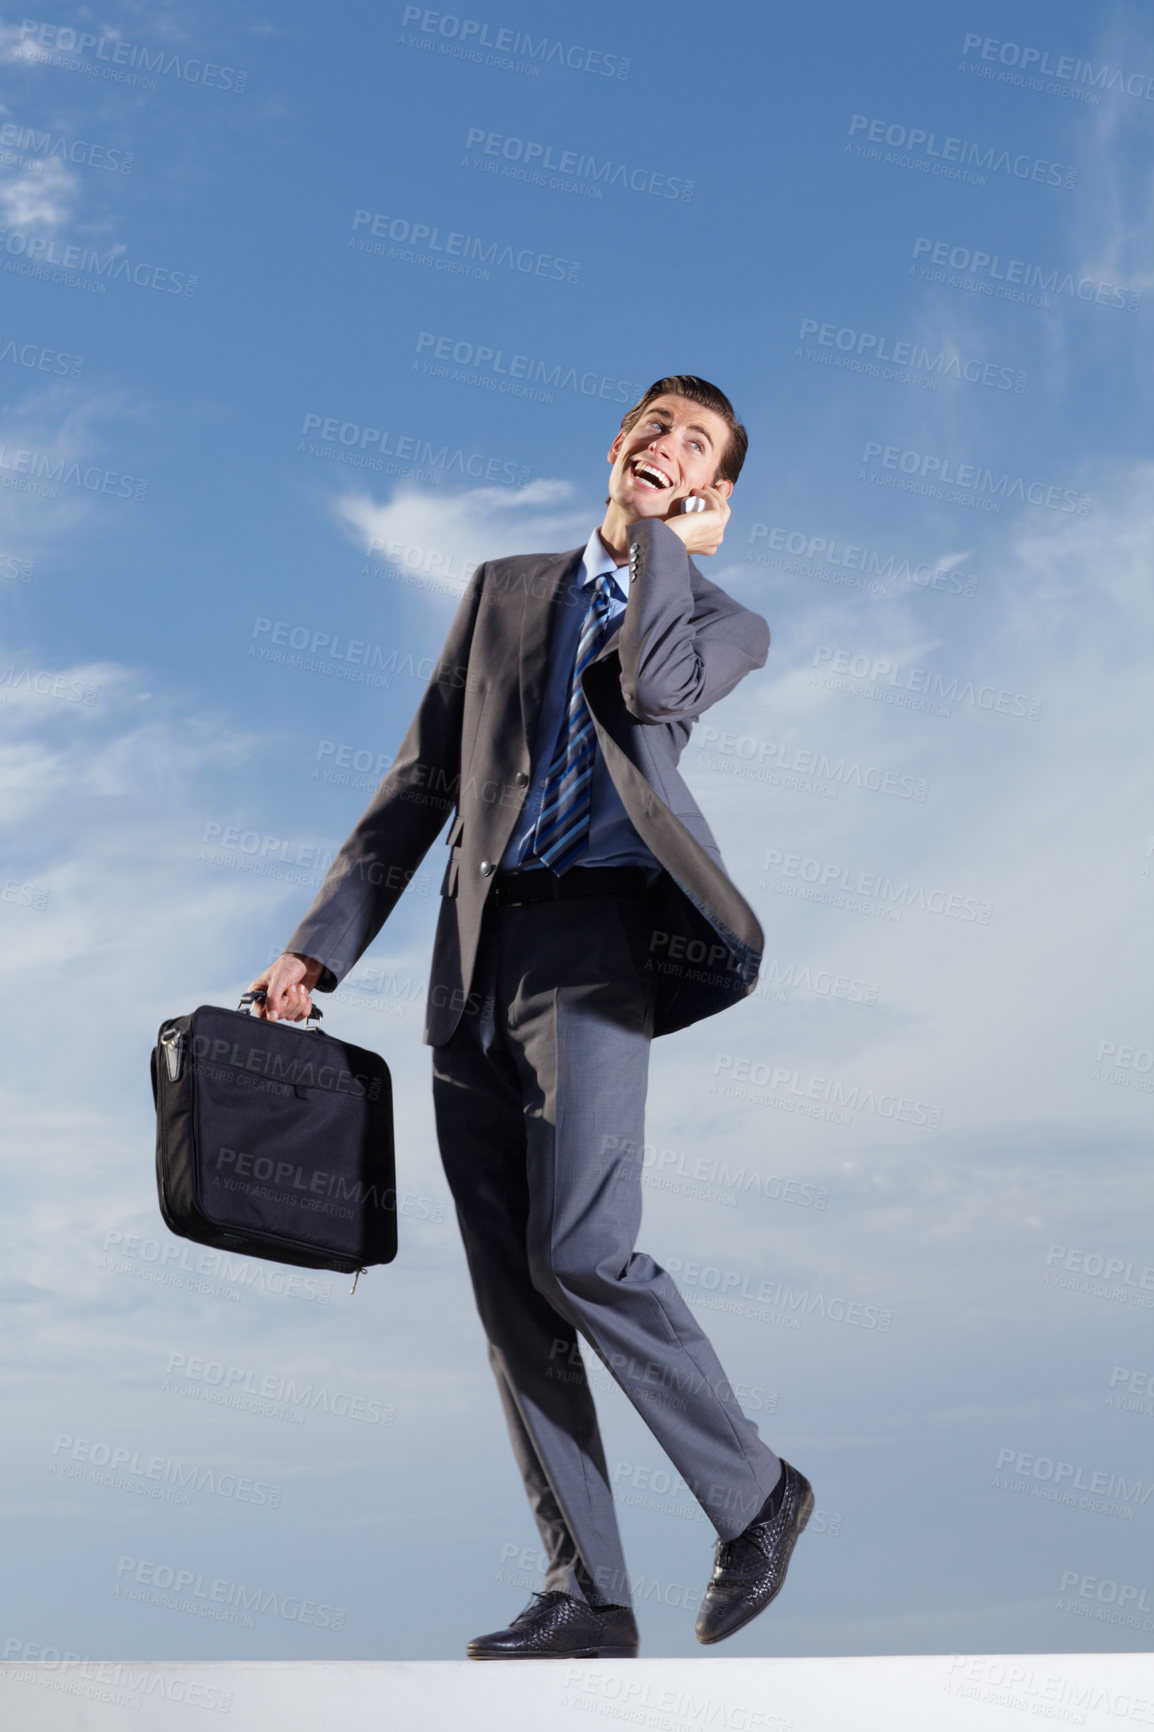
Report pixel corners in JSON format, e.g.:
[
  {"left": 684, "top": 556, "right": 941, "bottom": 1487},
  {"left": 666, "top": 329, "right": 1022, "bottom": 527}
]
[{"left": 153, "top": 1014, "right": 199, "bottom": 1239}]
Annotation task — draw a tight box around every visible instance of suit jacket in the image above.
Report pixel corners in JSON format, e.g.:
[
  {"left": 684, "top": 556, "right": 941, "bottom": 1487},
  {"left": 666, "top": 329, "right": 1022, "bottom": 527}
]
[{"left": 285, "top": 516, "right": 771, "bottom": 1047}]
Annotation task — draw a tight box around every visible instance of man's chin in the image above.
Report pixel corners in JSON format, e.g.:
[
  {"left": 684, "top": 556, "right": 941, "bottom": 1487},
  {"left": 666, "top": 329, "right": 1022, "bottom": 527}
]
[{"left": 624, "top": 488, "right": 679, "bottom": 520}]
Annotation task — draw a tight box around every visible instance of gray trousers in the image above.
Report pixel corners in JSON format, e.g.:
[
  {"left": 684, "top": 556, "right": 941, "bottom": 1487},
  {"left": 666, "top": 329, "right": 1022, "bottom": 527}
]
[{"left": 431, "top": 888, "right": 781, "bottom": 1609}]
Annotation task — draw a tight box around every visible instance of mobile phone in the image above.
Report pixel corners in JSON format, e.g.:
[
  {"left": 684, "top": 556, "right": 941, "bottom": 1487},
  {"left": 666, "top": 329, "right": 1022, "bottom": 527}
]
[{"left": 681, "top": 496, "right": 707, "bottom": 513}]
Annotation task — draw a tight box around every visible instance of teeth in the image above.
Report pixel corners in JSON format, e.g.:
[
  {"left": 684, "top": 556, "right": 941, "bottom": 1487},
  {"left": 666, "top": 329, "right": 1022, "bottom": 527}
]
[{"left": 634, "top": 462, "right": 670, "bottom": 489}]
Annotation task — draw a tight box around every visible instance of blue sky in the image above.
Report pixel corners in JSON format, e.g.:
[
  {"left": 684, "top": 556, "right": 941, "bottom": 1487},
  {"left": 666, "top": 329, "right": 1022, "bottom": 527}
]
[{"left": 2, "top": 0, "right": 1153, "bottom": 1667}]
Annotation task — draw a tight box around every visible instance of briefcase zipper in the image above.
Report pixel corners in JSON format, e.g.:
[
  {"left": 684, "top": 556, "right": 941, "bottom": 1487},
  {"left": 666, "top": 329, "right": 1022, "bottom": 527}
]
[
  {"left": 160, "top": 1027, "right": 184, "bottom": 1082},
  {"left": 349, "top": 1267, "right": 365, "bottom": 1295}
]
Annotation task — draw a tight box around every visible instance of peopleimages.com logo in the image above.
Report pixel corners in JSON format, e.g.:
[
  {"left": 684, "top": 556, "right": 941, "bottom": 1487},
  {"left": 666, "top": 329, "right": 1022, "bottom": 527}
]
[
  {"left": 113, "top": 1556, "right": 344, "bottom": 1628},
  {"left": 859, "top": 439, "right": 1091, "bottom": 514},
  {"left": 463, "top": 128, "right": 692, "bottom": 200},
  {"left": 846, "top": 113, "right": 1077, "bottom": 188},
  {"left": 993, "top": 1446, "right": 1154, "bottom": 1519},
  {"left": 15, "top": 19, "right": 248, "bottom": 91},
  {"left": 350, "top": 209, "right": 580, "bottom": 283},
  {"left": 0, "top": 117, "right": 132, "bottom": 173},
  {"left": 399, "top": 8, "right": 630, "bottom": 78},
  {"left": 911, "top": 237, "right": 1139, "bottom": 311},
  {"left": 812, "top": 644, "right": 1042, "bottom": 720},
  {"left": 798, "top": 317, "right": 1026, "bottom": 390},
  {"left": 960, "top": 33, "right": 1154, "bottom": 101},
  {"left": 412, "top": 330, "right": 643, "bottom": 402},
  {"left": 760, "top": 847, "right": 992, "bottom": 925}
]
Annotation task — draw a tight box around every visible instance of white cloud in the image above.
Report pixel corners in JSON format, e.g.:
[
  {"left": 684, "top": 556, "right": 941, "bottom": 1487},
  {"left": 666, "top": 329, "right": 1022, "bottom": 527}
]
[
  {"left": 0, "top": 24, "right": 44, "bottom": 65},
  {"left": 331, "top": 478, "right": 593, "bottom": 597},
  {"left": 663, "top": 461, "right": 1154, "bottom": 1217},
  {"left": 0, "top": 153, "right": 79, "bottom": 233},
  {"left": 0, "top": 385, "right": 149, "bottom": 553},
  {"left": 1065, "top": 11, "right": 1154, "bottom": 296}
]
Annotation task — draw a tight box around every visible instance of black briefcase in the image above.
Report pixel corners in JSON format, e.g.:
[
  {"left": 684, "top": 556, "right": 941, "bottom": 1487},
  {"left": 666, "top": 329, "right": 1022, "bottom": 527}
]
[{"left": 151, "top": 995, "right": 397, "bottom": 1281}]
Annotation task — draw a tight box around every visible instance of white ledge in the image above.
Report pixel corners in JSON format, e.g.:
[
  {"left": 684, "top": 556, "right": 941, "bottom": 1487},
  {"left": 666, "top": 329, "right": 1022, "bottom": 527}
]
[{"left": 3, "top": 1653, "right": 1154, "bottom": 1731}]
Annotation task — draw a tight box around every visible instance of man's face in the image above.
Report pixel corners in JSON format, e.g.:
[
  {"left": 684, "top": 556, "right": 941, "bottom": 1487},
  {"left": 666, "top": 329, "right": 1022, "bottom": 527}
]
[{"left": 606, "top": 393, "right": 735, "bottom": 519}]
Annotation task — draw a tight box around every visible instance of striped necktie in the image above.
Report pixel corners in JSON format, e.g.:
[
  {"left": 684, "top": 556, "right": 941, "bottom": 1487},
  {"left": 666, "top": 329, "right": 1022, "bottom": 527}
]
[{"left": 530, "top": 571, "right": 618, "bottom": 874}]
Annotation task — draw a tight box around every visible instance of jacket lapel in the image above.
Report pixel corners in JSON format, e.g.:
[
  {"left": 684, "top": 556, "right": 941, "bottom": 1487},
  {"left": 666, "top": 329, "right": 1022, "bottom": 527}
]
[{"left": 517, "top": 545, "right": 584, "bottom": 749}]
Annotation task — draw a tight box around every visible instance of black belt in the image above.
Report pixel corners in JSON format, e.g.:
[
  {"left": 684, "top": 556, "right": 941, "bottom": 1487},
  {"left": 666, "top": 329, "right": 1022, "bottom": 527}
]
[{"left": 489, "top": 865, "right": 650, "bottom": 908}]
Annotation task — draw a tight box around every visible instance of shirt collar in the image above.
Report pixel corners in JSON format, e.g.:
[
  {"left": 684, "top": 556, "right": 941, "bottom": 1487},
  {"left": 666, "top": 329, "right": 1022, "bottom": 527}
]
[{"left": 579, "top": 527, "right": 630, "bottom": 597}]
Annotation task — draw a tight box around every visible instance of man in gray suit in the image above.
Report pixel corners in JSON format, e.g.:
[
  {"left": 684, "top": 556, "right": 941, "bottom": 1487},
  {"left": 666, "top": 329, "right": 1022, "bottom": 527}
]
[{"left": 250, "top": 376, "right": 812, "bottom": 1658}]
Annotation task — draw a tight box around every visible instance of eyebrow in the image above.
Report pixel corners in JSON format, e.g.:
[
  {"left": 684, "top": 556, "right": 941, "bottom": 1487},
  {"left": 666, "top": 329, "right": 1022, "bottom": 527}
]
[{"left": 646, "top": 410, "right": 715, "bottom": 449}]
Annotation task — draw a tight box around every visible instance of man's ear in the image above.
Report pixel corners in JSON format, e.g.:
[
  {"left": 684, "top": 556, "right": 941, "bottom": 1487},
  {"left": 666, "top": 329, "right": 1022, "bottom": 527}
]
[
  {"left": 608, "top": 431, "right": 625, "bottom": 465},
  {"left": 714, "top": 477, "right": 734, "bottom": 501}
]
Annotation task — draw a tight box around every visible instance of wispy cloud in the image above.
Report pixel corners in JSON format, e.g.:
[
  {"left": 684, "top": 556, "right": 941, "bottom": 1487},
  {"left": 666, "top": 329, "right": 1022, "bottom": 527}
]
[
  {"left": 0, "top": 384, "right": 148, "bottom": 553},
  {"left": 0, "top": 153, "right": 79, "bottom": 233},
  {"left": 332, "top": 478, "right": 592, "bottom": 595}
]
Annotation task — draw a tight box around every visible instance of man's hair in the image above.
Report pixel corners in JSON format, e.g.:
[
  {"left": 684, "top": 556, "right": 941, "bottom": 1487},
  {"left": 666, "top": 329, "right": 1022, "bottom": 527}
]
[{"left": 618, "top": 375, "right": 748, "bottom": 485}]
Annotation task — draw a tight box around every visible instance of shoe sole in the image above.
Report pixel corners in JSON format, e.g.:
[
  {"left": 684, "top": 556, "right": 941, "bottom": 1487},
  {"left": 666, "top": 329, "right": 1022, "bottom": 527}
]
[
  {"left": 467, "top": 1645, "right": 638, "bottom": 1661},
  {"left": 696, "top": 1481, "right": 814, "bottom": 1646}
]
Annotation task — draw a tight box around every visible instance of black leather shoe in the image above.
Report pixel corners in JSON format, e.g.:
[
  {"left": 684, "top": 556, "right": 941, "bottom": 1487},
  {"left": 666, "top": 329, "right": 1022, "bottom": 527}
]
[
  {"left": 467, "top": 1590, "right": 639, "bottom": 1660},
  {"left": 695, "top": 1459, "right": 813, "bottom": 1645}
]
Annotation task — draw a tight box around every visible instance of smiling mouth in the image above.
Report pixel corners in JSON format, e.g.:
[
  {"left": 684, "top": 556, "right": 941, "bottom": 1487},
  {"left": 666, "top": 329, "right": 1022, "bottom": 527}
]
[{"left": 630, "top": 459, "right": 674, "bottom": 492}]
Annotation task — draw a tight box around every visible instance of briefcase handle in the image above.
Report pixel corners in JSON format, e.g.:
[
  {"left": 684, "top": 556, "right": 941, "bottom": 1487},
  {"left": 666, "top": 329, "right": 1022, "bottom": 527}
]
[{"left": 238, "top": 989, "right": 323, "bottom": 1027}]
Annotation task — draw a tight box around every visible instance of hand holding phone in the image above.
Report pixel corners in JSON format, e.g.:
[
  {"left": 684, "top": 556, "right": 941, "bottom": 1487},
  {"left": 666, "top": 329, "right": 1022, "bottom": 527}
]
[{"left": 666, "top": 483, "right": 730, "bottom": 554}]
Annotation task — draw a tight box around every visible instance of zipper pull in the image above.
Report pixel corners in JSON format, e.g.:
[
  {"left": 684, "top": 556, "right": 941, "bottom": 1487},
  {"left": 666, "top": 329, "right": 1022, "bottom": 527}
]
[
  {"left": 349, "top": 1268, "right": 365, "bottom": 1296},
  {"left": 160, "top": 1027, "right": 184, "bottom": 1082}
]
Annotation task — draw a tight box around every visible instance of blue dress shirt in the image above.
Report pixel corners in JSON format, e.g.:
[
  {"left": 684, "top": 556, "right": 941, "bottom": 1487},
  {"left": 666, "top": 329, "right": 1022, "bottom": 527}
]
[{"left": 498, "top": 527, "right": 662, "bottom": 877}]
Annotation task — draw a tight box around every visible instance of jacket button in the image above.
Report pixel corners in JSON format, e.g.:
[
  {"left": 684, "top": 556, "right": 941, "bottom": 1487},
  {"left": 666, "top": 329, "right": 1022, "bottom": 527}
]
[
  {"left": 479, "top": 861, "right": 494, "bottom": 876},
  {"left": 629, "top": 542, "right": 640, "bottom": 558},
  {"left": 514, "top": 771, "right": 529, "bottom": 788}
]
